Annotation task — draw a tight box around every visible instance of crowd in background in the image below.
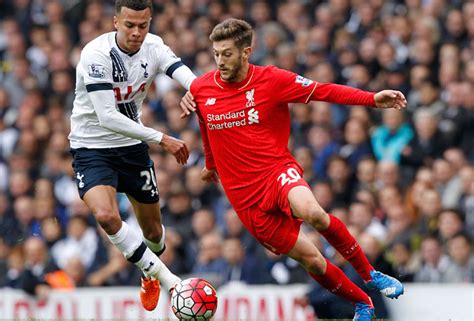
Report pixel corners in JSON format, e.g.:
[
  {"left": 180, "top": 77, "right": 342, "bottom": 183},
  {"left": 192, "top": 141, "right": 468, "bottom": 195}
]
[{"left": 0, "top": 0, "right": 473, "bottom": 318}]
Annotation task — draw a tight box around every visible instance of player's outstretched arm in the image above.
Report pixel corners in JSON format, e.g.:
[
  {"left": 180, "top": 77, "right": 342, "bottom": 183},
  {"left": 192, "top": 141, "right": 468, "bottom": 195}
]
[
  {"left": 159, "top": 134, "right": 190, "bottom": 165},
  {"left": 180, "top": 91, "right": 196, "bottom": 118},
  {"left": 374, "top": 90, "right": 407, "bottom": 110}
]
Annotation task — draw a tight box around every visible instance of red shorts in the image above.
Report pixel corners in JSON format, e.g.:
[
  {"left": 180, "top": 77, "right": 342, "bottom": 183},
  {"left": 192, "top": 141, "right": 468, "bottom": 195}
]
[{"left": 236, "top": 163, "right": 310, "bottom": 255}]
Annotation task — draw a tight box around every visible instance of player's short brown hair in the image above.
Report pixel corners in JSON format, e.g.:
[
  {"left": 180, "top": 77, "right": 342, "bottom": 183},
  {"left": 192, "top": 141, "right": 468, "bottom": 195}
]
[
  {"left": 115, "top": 0, "right": 152, "bottom": 13},
  {"left": 209, "top": 18, "right": 253, "bottom": 49}
]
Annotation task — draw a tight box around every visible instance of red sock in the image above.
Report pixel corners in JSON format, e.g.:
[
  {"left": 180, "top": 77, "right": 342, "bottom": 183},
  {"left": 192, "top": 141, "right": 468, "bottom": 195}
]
[
  {"left": 320, "top": 215, "right": 373, "bottom": 281},
  {"left": 310, "top": 259, "right": 372, "bottom": 305}
]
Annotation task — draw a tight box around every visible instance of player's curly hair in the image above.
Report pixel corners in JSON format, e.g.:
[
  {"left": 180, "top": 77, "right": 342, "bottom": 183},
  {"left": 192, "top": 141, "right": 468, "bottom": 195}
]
[
  {"left": 115, "top": 0, "right": 152, "bottom": 13},
  {"left": 210, "top": 18, "right": 253, "bottom": 49}
]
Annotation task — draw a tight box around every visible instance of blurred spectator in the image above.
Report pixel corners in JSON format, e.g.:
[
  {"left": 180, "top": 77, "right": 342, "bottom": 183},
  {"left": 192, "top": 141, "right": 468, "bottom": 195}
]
[
  {"left": 184, "top": 208, "right": 219, "bottom": 270},
  {"left": 354, "top": 156, "right": 377, "bottom": 194},
  {"left": 358, "top": 232, "right": 394, "bottom": 276},
  {"left": 311, "top": 181, "right": 334, "bottom": 212},
  {"left": 20, "top": 237, "right": 61, "bottom": 298},
  {"left": 432, "top": 158, "right": 463, "bottom": 209},
  {"left": 371, "top": 109, "right": 413, "bottom": 163},
  {"left": 389, "top": 240, "right": 420, "bottom": 283},
  {"left": 307, "top": 124, "right": 340, "bottom": 180},
  {"left": 339, "top": 118, "right": 373, "bottom": 171},
  {"left": 459, "top": 166, "right": 474, "bottom": 238},
  {"left": 185, "top": 166, "right": 217, "bottom": 210},
  {"left": 192, "top": 232, "right": 228, "bottom": 286},
  {"left": 50, "top": 216, "right": 105, "bottom": 273},
  {"left": 414, "top": 236, "right": 452, "bottom": 283},
  {"left": 3, "top": 244, "right": 24, "bottom": 288},
  {"left": 294, "top": 146, "right": 316, "bottom": 184},
  {"left": 161, "top": 183, "right": 193, "bottom": 240},
  {"left": 401, "top": 110, "right": 448, "bottom": 176},
  {"left": 86, "top": 245, "right": 133, "bottom": 287},
  {"left": 385, "top": 204, "right": 417, "bottom": 247},
  {"left": 416, "top": 189, "right": 443, "bottom": 235},
  {"left": 444, "top": 233, "right": 474, "bottom": 283},
  {"left": 438, "top": 209, "right": 464, "bottom": 242},
  {"left": 375, "top": 160, "right": 401, "bottom": 189},
  {"left": 348, "top": 202, "right": 386, "bottom": 243},
  {"left": 222, "top": 238, "right": 264, "bottom": 284},
  {"left": 258, "top": 248, "right": 309, "bottom": 285},
  {"left": 222, "top": 208, "right": 259, "bottom": 256},
  {"left": 326, "top": 155, "right": 353, "bottom": 206}
]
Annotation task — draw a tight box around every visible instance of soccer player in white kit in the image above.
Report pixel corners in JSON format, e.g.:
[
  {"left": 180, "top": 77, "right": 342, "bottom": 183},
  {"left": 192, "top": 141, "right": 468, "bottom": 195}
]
[{"left": 69, "top": 0, "right": 195, "bottom": 311}]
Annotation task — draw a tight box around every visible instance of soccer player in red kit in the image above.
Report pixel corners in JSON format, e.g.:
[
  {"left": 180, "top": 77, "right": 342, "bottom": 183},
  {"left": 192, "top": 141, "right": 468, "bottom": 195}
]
[{"left": 185, "top": 18, "right": 405, "bottom": 321}]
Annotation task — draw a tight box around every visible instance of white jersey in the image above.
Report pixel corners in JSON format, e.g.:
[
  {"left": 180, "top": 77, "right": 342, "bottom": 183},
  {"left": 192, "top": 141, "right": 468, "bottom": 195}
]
[{"left": 69, "top": 32, "right": 189, "bottom": 148}]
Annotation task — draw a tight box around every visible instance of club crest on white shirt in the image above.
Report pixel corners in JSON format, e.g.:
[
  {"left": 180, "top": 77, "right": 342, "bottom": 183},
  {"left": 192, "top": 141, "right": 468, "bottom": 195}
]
[{"left": 141, "top": 61, "right": 149, "bottom": 78}]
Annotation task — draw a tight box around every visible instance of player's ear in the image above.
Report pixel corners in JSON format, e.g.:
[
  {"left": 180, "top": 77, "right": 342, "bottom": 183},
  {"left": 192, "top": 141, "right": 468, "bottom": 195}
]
[
  {"left": 243, "top": 46, "right": 252, "bottom": 59},
  {"left": 113, "top": 15, "right": 118, "bottom": 29}
]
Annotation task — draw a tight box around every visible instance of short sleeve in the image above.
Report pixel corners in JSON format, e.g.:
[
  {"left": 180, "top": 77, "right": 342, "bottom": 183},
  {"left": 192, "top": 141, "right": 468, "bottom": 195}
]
[
  {"left": 269, "top": 66, "right": 317, "bottom": 104},
  {"left": 79, "top": 48, "right": 114, "bottom": 86}
]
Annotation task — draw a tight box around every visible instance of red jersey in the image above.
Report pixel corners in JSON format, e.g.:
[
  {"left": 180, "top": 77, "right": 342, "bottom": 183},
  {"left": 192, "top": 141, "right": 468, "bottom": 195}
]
[{"left": 190, "top": 64, "right": 375, "bottom": 211}]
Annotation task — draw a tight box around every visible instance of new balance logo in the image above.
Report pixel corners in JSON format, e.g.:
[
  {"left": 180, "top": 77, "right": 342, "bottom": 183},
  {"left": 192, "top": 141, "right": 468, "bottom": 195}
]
[
  {"left": 248, "top": 108, "right": 259, "bottom": 124},
  {"left": 143, "top": 261, "right": 154, "bottom": 272},
  {"left": 205, "top": 98, "right": 216, "bottom": 106}
]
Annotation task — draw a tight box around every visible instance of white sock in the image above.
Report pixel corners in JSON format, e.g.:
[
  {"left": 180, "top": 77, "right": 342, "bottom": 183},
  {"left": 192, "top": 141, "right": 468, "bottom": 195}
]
[
  {"left": 107, "top": 221, "right": 141, "bottom": 258},
  {"left": 107, "top": 222, "right": 180, "bottom": 291},
  {"left": 141, "top": 247, "right": 181, "bottom": 291},
  {"left": 144, "top": 224, "right": 166, "bottom": 254}
]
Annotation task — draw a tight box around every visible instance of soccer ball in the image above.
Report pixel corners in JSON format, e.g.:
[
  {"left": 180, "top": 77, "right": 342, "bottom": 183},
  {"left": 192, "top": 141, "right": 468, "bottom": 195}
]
[{"left": 171, "top": 278, "right": 218, "bottom": 321}]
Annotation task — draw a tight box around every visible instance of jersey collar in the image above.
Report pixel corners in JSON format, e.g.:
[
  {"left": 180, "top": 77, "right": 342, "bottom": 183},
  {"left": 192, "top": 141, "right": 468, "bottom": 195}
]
[{"left": 213, "top": 64, "right": 255, "bottom": 90}]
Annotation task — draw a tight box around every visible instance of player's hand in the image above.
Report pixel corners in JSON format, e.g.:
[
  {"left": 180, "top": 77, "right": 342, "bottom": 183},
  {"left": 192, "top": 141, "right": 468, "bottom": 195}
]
[
  {"left": 374, "top": 90, "right": 407, "bottom": 110},
  {"left": 160, "top": 134, "right": 189, "bottom": 165},
  {"left": 180, "top": 91, "right": 196, "bottom": 118},
  {"left": 201, "top": 167, "right": 219, "bottom": 183}
]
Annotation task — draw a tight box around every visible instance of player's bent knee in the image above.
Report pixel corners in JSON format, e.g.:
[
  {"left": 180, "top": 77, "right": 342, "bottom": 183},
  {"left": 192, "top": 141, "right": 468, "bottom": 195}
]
[
  {"left": 142, "top": 226, "right": 163, "bottom": 243},
  {"left": 94, "top": 209, "right": 121, "bottom": 234},
  {"left": 303, "top": 207, "right": 328, "bottom": 230},
  {"left": 300, "top": 253, "right": 326, "bottom": 275}
]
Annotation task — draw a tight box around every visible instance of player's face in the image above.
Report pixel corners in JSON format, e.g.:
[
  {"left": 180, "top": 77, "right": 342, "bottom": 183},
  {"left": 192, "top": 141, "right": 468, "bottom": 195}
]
[
  {"left": 114, "top": 7, "right": 151, "bottom": 53},
  {"left": 213, "top": 39, "right": 251, "bottom": 82}
]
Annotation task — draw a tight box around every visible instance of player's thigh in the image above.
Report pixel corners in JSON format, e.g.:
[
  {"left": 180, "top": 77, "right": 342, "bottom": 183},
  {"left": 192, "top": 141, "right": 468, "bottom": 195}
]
[
  {"left": 127, "top": 194, "right": 162, "bottom": 239},
  {"left": 116, "top": 144, "right": 160, "bottom": 204},
  {"left": 239, "top": 205, "right": 302, "bottom": 255},
  {"left": 286, "top": 228, "right": 326, "bottom": 274},
  {"left": 288, "top": 185, "right": 328, "bottom": 228},
  {"left": 83, "top": 185, "right": 121, "bottom": 225}
]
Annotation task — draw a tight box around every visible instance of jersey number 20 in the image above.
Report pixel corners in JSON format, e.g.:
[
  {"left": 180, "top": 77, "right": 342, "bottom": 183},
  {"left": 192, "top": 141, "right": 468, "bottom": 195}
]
[{"left": 277, "top": 168, "right": 301, "bottom": 186}]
